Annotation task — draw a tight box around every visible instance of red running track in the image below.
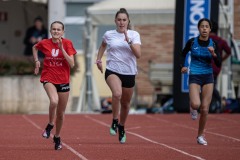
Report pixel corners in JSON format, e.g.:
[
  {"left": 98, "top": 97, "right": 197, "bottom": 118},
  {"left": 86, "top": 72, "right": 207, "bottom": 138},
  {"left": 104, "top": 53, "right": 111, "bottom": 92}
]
[{"left": 0, "top": 114, "right": 239, "bottom": 160}]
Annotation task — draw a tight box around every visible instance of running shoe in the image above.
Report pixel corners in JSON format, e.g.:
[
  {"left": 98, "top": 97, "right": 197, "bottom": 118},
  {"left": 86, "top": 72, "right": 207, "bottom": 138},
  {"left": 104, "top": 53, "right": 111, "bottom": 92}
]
[
  {"left": 53, "top": 135, "right": 62, "bottom": 150},
  {"left": 110, "top": 119, "right": 118, "bottom": 136},
  {"left": 197, "top": 135, "right": 207, "bottom": 145},
  {"left": 118, "top": 124, "right": 126, "bottom": 144},
  {"left": 42, "top": 123, "right": 54, "bottom": 139},
  {"left": 190, "top": 107, "right": 198, "bottom": 120}
]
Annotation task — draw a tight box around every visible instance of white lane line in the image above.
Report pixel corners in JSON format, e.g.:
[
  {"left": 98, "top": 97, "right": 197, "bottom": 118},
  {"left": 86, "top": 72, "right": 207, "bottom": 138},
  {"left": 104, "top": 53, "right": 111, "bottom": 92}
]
[
  {"left": 205, "top": 131, "right": 240, "bottom": 142},
  {"left": 22, "top": 115, "right": 88, "bottom": 160},
  {"left": 146, "top": 115, "right": 240, "bottom": 142},
  {"left": 208, "top": 115, "right": 240, "bottom": 124},
  {"left": 207, "top": 126, "right": 240, "bottom": 130},
  {"left": 84, "top": 115, "right": 205, "bottom": 160},
  {"left": 126, "top": 126, "right": 141, "bottom": 131}
]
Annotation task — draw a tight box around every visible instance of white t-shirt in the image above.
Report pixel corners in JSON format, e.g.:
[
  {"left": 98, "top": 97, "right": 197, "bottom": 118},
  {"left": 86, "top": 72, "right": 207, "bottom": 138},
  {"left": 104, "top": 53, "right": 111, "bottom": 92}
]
[{"left": 103, "top": 30, "right": 141, "bottom": 75}]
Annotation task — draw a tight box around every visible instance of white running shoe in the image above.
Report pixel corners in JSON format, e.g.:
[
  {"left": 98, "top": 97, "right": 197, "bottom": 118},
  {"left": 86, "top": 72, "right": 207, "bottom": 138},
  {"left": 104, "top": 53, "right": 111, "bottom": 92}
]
[
  {"left": 197, "top": 135, "right": 207, "bottom": 145},
  {"left": 190, "top": 107, "right": 198, "bottom": 120}
]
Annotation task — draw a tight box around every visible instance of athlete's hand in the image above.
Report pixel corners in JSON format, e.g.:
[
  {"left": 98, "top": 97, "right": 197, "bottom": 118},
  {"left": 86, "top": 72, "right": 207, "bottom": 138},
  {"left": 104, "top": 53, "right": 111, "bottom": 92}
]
[
  {"left": 181, "top": 67, "right": 188, "bottom": 73},
  {"left": 96, "top": 60, "right": 103, "bottom": 73},
  {"left": 124, "top": 29, "right": 129, "bottom": 42},
  {"left": 34, "top": 61, "right": 41, "bottom": 75},
  {"left": 57, "top": 38, "right": 64, "bottom": 50},
  {"left": 208, "top": 47, "right": 216, "bottom": 57},
  {"left": 97, "top": 62, "right": 103, "bottom": 73}
]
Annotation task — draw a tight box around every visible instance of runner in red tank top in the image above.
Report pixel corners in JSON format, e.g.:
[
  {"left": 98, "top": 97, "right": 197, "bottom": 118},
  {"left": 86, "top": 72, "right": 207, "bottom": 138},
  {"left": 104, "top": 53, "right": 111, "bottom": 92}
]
[{"left": 33, "top": 21, "right": 76, "bottom": 150}]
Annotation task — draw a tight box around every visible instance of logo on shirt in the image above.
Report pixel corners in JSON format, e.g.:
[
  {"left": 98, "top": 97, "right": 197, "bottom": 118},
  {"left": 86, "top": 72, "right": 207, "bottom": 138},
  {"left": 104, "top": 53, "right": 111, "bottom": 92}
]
[
  {"left": 51, "top": 49, "right": 59, "bottom": 57},
  {"left": 193, "top": 47, "right": 198, "bottom": 50}
]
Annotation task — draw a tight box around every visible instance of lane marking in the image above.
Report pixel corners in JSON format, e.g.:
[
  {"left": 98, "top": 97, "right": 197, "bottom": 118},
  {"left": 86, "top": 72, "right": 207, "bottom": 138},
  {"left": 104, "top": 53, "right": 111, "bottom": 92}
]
[
  {"left": 146, "top": 115, "right": 240, "bottom": 142},
  {"left": 22, "top": 115, "right": 88, "bottom": 160},
  {"left": 84, "top": 115, "right": 205, "bottom": 160},
  {"left": 126, "top": 126, "right": 141, "bottom": 131},
  {"left": 208, "top": 115, "right": 240, "bottom": 124},
  {"left": 207, "top": 125, "right": 240, "bottom": 130}
]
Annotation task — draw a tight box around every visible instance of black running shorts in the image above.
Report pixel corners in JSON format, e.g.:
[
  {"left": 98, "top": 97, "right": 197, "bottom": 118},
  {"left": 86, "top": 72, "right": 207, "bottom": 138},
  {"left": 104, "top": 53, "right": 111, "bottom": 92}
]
[
  {"left": 105, "top": 69, "right": 135, "bottom": 88},
  {"left": 42, "top": 81, "right": 70, "bottom": 92}
]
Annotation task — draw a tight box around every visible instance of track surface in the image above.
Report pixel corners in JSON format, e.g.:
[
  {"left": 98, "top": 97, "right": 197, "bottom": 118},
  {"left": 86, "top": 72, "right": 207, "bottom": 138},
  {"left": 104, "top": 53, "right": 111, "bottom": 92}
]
[{"left": 0, "top": 114, "right": 240, "bottom": 160}]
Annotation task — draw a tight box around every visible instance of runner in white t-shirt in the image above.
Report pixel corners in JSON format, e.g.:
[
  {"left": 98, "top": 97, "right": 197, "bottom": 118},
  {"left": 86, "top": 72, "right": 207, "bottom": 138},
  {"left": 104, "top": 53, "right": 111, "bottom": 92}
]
[{"left": 96, "top": 8, "right": 141, "bottom": 144}]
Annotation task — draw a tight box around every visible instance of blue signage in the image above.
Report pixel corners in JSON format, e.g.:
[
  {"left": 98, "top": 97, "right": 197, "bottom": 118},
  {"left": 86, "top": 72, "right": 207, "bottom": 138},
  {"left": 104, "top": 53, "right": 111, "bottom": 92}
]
[{"left": 181, "top": 0, "right": 211, "bottom": 92}]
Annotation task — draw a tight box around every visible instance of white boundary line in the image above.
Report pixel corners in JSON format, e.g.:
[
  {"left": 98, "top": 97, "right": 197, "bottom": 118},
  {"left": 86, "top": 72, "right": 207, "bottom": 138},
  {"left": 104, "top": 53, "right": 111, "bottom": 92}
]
[
  {"left": 22, "top": 115, "right": 88, "bottom": 160},
  {"left": 146, "top": 115, "right": 240, "bottom": 142},
  {"left": 208, "top": 115, "right": 240, "bottom": 124},
  {"left": 84, "top": 115, "right": 205, "bottom": 160}
]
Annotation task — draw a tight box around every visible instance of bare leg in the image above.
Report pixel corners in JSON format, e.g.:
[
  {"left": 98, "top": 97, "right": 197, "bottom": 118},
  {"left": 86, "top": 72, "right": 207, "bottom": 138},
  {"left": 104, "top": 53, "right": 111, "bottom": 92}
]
[
  {"left": 198, "top": 83, "right": 213, "bottom": 136},
  {"left": 119, "top": 87, "right": 134, "bottom": 126},
  {"left": 189, "top": 84, "right": 201, "bottom": 110},
  {"left": 106, "top": 75, "right": 122, "bottom": 120},
  {"left": 44, "top": 83, "right": 59, "bottom": 125},
  {"left": 55, "top": 92, "right": 69, "bottom": 137}
]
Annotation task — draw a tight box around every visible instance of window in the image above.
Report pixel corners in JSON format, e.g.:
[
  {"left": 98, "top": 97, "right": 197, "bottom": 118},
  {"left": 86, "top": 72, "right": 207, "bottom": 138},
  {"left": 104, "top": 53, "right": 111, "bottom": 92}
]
[
  {"left": 65, "top": 2, "right": 93, "bottom": 51},
  {"left": 65, "top": 24, "right": 84, "bottom": 51},
  {"left": 66, "top": 3, "right": 91, "bottom": 16}
]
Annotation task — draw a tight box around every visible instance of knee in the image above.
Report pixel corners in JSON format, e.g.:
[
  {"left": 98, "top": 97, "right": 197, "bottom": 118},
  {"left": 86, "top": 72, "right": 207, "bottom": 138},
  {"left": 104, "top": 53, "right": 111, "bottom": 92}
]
[
  {"left": 121, "top": 101, "right": 130, "bottom": 108},
  {"left": 200, "top": 108, "right": 209, "bottom": 116},
  {"left": 190, "top": 101, "right": 200, "bottom": 110},
  {"left": 112, "top": 92, "right": 122, "bottom": 101},
  {"left": 50, "top": 98, "right": 58, "bottom": 108}
]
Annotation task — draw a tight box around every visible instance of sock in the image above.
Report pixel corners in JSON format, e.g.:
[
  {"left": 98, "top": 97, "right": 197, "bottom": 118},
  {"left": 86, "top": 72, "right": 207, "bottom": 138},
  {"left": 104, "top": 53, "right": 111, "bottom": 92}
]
[
  {"left": 113, "top": 119, "right": 118, "bottom": 124},
  {"left": 118, "top": 124, "right": 124, "bottom": 130}
]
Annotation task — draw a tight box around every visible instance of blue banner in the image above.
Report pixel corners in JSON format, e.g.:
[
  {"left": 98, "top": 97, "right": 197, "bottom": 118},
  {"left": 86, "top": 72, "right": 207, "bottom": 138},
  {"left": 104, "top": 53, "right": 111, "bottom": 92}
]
[{"left": 181, "top": 0, "right": 211, "bottom": 92}]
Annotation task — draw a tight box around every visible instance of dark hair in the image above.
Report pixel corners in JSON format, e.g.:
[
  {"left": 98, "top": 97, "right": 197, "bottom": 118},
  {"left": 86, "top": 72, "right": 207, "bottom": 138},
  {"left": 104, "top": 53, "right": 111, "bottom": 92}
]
[
  {"left": 211, "top": 20, "right": 218, "bottom": 34},
  {"left": 115, "top": 8, "right": 131, "bottom": 29},
  {"left": 34, "top": 16, "right": 43, "bottom": 23},
  {"left": 50, "top": 21, "right": 64, "bottom": 30},
  {"left": 197, "top": 18, "right": 212, "bottom": 29}
]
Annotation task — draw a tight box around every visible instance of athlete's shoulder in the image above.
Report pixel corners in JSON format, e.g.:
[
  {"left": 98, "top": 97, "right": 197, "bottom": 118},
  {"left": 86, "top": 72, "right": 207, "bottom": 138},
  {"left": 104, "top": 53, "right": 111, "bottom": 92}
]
[
  {"left": 104, "top": 30, "right": 116, "bottom": 36},
  {"left": 41, "top": 38, "right": 51, "bottom": 43},
  {"left": 128, "top": 29, "right": 138, "bottom": 33},
  {"left": 187, "top": 37, "right": 195, "bottom": 43},
  {"left": 62, "top": 38, "right": 72, "bottom": 43},
  {"left": 38, "top": 38, "right": 51, "bottom": 45},
  {"left": 186, "top": 37, "right": 195, "bottom": 46},
  {"left": 128, "top": 30, "right": 140, "bottom": 36},
  {"left": 61, "top": 38, "right": 74, "bottom": 46}
]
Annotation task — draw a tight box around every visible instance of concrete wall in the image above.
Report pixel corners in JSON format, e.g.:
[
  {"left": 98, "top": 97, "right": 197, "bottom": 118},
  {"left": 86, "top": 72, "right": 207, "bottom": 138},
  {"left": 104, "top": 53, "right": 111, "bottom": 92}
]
[
  {"left": 0, "top": 76, "right": 72, "bottom": 114},
  {"left": 0, "top": 54, "right": 111, "bottom": 114}
]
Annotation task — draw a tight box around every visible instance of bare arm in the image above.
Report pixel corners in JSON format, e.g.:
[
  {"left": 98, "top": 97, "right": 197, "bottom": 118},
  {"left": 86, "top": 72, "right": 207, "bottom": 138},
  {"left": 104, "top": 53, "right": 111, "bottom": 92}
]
[
  {"left": 96, "top": 41, "right": 107, "bottom": 73},
  {"left": 124, "top": 30, "right": 141, "bottom": 59},
  {"left": 57, "top": 38, "right": 75, "bottom": 68},
  {"left": 129, "top": 43, "right": 141, "bottom": 59},
  {"left": 32, "top": 44, "right": 40, "bottom": 75}
]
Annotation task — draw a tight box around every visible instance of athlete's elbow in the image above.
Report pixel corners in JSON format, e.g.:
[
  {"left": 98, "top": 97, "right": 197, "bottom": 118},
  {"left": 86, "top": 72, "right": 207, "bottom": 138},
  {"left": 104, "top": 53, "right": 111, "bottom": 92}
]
[
  {"left": 136, "top": 53, "right": 141, "bottom": 59},
  {"left": 136, "top": 55, "right": 141, "bottom": 59}
]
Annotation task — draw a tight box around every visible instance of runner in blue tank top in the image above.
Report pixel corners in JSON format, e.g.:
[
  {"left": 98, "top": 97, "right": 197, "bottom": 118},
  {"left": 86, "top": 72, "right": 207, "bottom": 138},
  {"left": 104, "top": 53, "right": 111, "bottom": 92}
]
[{"left": 180, "top": 18, "right": 221, "bottom": 146}]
